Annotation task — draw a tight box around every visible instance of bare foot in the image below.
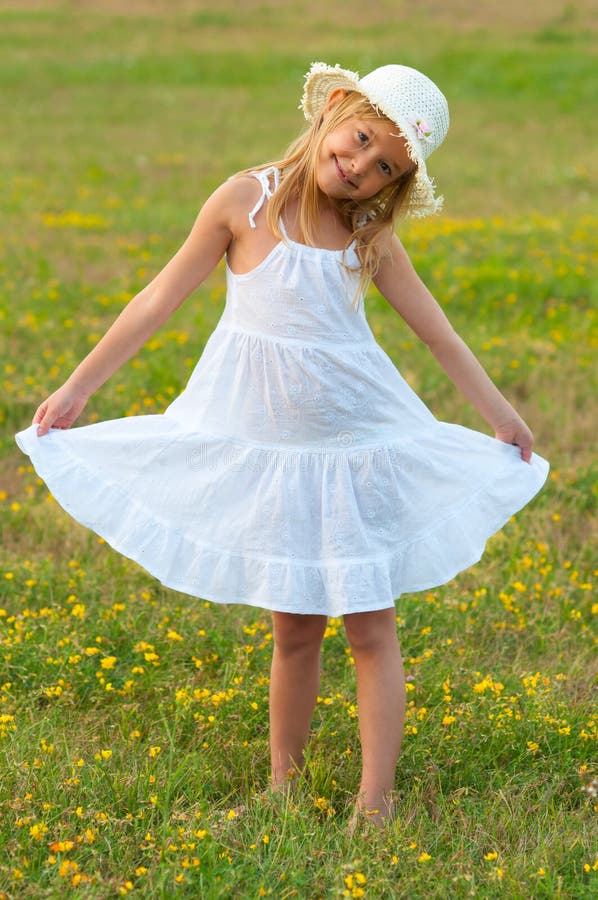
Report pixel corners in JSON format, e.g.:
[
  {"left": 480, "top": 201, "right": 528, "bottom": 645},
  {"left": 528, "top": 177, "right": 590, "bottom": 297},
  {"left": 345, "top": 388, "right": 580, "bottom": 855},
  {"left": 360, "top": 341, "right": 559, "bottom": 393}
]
[
  {"left": 270, "top": 766, "right": 301, "bottom": 793},
  {"left": 347, "top": 793, "right": 397, "bottom": 836}
]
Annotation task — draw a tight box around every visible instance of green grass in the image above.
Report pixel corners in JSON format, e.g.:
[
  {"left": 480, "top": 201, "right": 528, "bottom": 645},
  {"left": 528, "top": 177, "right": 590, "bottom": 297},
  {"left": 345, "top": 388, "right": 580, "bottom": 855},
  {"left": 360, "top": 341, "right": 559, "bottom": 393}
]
[{"left": 1, "top": 1, "right": 597, "bottom": 897}]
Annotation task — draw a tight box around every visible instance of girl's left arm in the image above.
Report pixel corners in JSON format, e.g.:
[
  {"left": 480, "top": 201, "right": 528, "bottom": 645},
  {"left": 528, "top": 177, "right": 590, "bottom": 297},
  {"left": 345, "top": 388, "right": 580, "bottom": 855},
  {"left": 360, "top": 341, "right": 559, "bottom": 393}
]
[{"left": 373, "top": 234, "right": 534, "bottom": 462}]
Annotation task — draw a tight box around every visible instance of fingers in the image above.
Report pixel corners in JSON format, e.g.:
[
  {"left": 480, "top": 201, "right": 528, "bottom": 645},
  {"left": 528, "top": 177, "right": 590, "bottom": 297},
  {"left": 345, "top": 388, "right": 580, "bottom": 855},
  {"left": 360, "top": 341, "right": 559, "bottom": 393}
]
[
  {"left": 33, "top": 402, "right": 56, "bottom": 436},
  {"left": 496, "top": 428, "right": 534, "bottom": 465},
  {"left": 516, "top": 433, "right": 533, "bottom": 464},
  {"left": 30, "top": 388, "right": 82, "bottom": 436},
  {"left": 32, "top": 404, "right": 49, "bottom": 436},
  {"left": 36, "top": 415, "right": 51, "bottom": 436},
  {"left": 32, "top": 403, "right": 46, "bottom": 425},
  {"left": 520, "top": 445, "right": 532, "bottom": 464}
]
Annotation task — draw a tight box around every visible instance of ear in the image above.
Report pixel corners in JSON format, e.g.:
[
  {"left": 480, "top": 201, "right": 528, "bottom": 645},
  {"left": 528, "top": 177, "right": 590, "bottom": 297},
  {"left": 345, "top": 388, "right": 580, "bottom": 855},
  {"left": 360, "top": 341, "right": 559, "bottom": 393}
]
[{"left": 321, "top": 88, "right": 348, "bottom": 118}]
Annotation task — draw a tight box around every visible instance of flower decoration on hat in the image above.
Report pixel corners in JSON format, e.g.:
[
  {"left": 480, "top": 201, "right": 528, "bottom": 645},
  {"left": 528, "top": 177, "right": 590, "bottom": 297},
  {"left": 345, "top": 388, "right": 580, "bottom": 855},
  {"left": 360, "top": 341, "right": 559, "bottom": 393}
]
[{"left": 407, "top": 114, "right": 433, "bottom": 143}]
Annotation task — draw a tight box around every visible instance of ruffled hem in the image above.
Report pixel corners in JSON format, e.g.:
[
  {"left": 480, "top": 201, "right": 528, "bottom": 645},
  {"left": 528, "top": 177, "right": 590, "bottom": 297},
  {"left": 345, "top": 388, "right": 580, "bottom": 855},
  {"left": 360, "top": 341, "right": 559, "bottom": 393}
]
[{"left": 14, "top": 420, "right": 549, "bottom": 617}]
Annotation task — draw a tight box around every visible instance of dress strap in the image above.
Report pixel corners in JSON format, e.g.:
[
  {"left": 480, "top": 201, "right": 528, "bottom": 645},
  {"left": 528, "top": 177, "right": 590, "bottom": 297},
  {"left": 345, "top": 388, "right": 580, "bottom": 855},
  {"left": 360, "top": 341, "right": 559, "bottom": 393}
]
[
  {"left": 278, "top": 216, "right": 290, "bottom": 240},
  {"left": 247, "top": 166, "right": 280, "bottom": 229}
]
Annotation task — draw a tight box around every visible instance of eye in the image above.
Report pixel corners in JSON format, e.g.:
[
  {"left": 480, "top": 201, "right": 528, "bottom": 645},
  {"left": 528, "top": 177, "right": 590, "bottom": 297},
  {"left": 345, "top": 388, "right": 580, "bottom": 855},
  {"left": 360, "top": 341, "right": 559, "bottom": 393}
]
[
  {"left": 379, "top": 161, "right": 392, "bottom": 176},
  {"left": 357, "top": 130, "right": 369, "bottom": 144}
]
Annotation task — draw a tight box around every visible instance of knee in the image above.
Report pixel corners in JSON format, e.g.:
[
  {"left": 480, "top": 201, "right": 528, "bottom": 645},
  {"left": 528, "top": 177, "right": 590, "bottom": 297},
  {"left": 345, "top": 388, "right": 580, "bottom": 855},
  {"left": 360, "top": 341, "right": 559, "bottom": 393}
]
[
  {"left": 272, "top": 612, "right": 327, "bottom": 657},
  {"left": 343, "top": 607, "right": 398, "bottom": 655}
]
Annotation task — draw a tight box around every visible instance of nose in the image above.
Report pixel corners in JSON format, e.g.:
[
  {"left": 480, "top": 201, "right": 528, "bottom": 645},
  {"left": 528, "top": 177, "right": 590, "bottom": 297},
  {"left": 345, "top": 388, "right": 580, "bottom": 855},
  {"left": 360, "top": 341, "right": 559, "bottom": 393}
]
[
  {"left": 350, "top": 147, "right": 372, "bottom": 177},
  {"left": 350, "top": 155, "right": 366, "bottom": 176}
]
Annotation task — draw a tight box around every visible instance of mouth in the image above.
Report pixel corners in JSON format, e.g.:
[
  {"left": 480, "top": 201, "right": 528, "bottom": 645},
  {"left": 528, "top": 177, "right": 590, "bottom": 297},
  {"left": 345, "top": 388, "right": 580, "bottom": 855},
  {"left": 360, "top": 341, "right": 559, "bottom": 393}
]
[{"left": 334, "top": 156, "right": 356, "bottom": 188}]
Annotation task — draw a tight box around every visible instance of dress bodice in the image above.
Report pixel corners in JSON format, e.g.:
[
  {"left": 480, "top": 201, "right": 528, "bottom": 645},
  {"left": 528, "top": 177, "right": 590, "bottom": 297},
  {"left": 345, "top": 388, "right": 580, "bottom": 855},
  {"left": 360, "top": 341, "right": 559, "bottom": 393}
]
[{"left": 219, "top": 166, "right": 376, "bottom": 349}]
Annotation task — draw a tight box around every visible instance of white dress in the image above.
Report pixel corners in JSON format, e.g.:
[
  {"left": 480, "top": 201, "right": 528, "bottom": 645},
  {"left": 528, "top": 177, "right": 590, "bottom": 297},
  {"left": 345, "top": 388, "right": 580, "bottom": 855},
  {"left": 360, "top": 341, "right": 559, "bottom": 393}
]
[{"left": 15, "top": 167, "right": 550, "bottom": 617}]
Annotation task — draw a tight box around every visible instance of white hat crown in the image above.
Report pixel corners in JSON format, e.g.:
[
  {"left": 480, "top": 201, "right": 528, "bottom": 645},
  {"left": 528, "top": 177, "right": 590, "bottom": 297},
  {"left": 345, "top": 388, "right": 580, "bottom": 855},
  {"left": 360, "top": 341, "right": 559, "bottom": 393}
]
[
  {"left": 300, "top": 61, "right": 450, "bottom": 217},
  {"left": 358, "top": 65, "right": 449, "bottom": 162}
]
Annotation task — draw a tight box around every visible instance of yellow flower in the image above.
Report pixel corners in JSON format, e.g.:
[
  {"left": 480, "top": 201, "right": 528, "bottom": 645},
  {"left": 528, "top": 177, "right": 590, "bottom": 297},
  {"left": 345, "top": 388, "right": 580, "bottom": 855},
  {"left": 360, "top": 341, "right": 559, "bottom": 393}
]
[
  {"left": 29, "top": 821, "right": 49, "bottom": 840},
  {"left": 58, "top": 859, "right": 79, "bottom": 877},
  {"left": 345, "top": 873, "right": 366, "bottom": 888},
  {"left": 49, "top": 840, "right": 75, "bottom": 853},
  {"left": 484, "top": 851, "right": 498, "bottom": 861},
  {"left": 42, "top": 210, "right": 109, "bottom": 229},
  {"left": 417, "top": 853, "right": 431, "bottom": 863},
  {"left": 101, "top": 656, "right": 117, "bottom": 669},
  {"left": 94, "top": 749, "right": 112, "bottom": 760},
  {"left": 262, "top": 834, "right": 270, "bottom": 844}
]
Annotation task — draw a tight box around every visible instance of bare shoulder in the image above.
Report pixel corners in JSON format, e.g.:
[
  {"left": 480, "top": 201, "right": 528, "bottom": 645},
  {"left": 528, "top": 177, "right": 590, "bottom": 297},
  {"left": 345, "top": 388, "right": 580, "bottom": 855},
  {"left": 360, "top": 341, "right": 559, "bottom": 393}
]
[
  {"left": 371, "top": 229, "right": 424, "bottom": 310},
  {"left": 215, "top": 172, "right": 270, "bottom": 233},
  {"left": 378, "top": 229, "right": 405, "bottom": 257},
  {"left": 201, "top": 175, "right": 258, "bottom": 215},
  {"left": 373, "top": 230, "right": 411, "bottom": 277},
  {"left": 223, "top": 172, "right": 263, "bottom": 201}
]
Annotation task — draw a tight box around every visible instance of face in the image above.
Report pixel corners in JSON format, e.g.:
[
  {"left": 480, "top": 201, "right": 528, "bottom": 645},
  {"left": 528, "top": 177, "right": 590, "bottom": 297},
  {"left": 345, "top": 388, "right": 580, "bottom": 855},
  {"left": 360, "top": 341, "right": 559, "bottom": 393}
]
[{"left": 316, "top": 90, "right": 415, "bottom": 202}]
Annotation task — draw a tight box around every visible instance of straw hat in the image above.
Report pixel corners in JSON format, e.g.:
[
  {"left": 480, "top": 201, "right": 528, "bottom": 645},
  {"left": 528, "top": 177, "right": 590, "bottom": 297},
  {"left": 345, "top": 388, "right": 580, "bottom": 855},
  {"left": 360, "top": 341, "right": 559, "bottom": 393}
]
[{"left": 300, "top": 61, "right": 450, "bottom": 217}]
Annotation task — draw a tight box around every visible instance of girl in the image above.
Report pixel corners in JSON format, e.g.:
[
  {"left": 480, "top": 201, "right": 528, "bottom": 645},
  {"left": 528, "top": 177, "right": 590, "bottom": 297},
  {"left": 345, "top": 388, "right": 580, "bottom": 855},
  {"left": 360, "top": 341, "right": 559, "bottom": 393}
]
[{"left": 15, "top": 62, "right": 549, "bottom": 829}]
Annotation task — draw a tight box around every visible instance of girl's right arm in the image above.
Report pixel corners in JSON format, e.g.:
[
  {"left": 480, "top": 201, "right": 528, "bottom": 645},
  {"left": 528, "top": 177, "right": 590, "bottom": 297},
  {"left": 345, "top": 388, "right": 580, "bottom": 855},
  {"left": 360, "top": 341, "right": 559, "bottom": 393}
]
[{"left": 34, "top": 179, "right": 248, "bottom": 435}]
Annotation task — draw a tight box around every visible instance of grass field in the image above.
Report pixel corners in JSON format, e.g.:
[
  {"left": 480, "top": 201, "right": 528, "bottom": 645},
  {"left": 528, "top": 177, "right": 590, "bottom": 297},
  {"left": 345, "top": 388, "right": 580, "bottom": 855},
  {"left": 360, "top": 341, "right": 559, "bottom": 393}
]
[{"left": 1, "top": 1, "right": 597, "bottom": 897}]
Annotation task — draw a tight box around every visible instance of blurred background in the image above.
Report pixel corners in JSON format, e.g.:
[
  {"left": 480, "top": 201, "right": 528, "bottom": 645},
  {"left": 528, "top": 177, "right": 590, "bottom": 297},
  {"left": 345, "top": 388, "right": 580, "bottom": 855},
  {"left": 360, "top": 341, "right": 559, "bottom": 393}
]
[{"left": 3, "top": 0, "right": 596, "bottom": 219}]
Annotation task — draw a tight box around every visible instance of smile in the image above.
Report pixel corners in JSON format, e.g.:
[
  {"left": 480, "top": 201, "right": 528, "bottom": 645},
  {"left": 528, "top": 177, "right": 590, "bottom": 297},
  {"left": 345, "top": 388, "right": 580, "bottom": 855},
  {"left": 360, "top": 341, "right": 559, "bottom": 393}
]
[{"left": 334, "top": 157, "right": 356, "bottom": 188}]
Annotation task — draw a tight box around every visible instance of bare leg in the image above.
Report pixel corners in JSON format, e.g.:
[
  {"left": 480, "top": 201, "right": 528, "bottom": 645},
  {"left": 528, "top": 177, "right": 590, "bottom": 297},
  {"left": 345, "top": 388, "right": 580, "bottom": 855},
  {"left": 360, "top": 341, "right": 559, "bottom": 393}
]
[
  {"left": 269, "top": 612, "right": 327, "bottom": 789},
  {"left": 343, "top": 606, "right": 406, "bottom": 827}
]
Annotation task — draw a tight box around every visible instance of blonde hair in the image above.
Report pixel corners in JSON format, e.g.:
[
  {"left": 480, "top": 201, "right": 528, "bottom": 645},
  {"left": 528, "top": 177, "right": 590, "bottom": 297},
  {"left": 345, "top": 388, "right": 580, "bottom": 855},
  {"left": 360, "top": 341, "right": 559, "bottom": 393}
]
[{"left": 233, "top": 92, "right": 417, "bottom": 310}]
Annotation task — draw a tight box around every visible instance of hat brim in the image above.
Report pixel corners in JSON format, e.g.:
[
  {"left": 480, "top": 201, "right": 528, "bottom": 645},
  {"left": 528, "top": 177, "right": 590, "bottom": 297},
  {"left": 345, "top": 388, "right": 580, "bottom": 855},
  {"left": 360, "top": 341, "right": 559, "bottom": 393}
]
[
  {"left": 300, "top": 62, "right": 362, "bottom": 122},
  {"left": 300, "top": 62, "right": 443, "bottom": 218}
]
